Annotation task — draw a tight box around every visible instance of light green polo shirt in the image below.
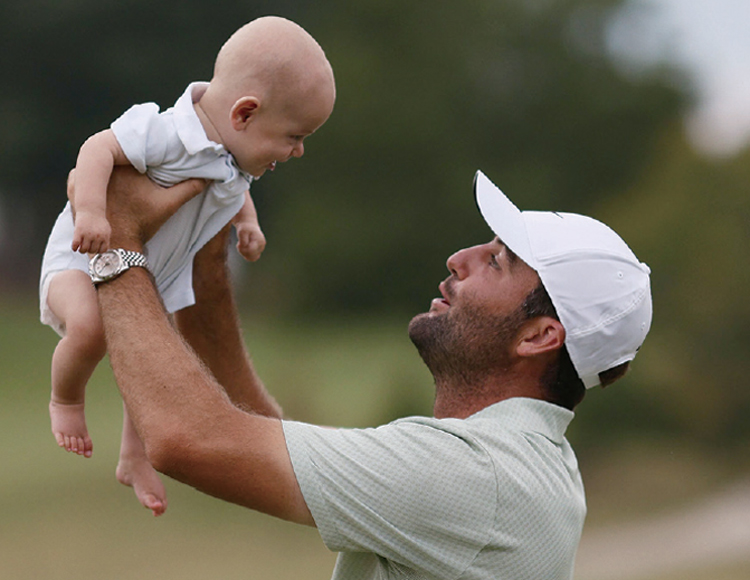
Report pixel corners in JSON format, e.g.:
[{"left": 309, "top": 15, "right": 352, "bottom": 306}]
[{"left": 283, "top": 397, "right": 586, "bottom": 580}]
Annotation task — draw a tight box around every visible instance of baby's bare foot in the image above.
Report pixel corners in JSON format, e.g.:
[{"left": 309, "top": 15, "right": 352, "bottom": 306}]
[
  {"left": 116, "top": 457, "right": 168, "bottom": 517},
  {"left": 49, "top": 400, "right": 93, "bottom": 458}
]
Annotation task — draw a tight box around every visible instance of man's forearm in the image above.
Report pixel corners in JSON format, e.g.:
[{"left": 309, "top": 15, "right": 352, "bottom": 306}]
[
  {"left": 97, "top": 266, "right": 311, "bottom": 524},
  {"left": 99, "top": 267, "right": 234, "bottom": 442},
  {"left": 174, "top": 227, "right": 282, "bottom": 418}
]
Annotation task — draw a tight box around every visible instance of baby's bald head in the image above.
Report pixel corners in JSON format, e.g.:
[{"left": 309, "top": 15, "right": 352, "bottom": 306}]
[{"left": 212, "top": 16, "right": 335, "bottom": 108}]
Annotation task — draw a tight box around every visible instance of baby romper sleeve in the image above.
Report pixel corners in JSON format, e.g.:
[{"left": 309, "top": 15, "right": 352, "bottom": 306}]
[{"left": 111, "top": 103, "right": 172, "bottom": 173}]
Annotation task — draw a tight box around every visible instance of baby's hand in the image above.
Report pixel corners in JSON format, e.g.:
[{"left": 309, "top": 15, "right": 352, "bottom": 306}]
[
  {"left": 72, "top": 211, "right": 112, "bottom": 254},
  {"left": 235, "top": 222, "right": 266, "bottom": 262}
]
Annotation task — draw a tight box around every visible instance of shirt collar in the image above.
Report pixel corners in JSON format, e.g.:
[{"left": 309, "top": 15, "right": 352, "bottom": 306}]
[
  {"left": 172, "top": 82, "right": 228, "bottom": 156},
  {"left": 468, "top": 397, "right": 574, "bottom": 444}
]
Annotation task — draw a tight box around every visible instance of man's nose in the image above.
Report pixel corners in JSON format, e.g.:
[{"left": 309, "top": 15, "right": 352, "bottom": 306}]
[
  {"left": 446, "top": 246, "right": 475, "bottom": 280},
  {"left": 447, "top": 242, "right": 494, "bottom": 279}
]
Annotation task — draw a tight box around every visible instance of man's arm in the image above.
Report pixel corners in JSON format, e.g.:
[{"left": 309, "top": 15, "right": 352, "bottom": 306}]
[
  {"left": 173, "top": 225, "right": 281, "bottom": 418},
  {"left": 79, "top": 168, "right": 312, "bottom": 525}
]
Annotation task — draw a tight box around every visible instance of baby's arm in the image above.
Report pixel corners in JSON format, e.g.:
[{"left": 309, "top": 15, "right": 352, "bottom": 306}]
[
  {"left": 233, "top": 191, "right": 266, "bottom": 262},
  {"left": 72, "top": 129, "right": 130, "bottom": 254}
]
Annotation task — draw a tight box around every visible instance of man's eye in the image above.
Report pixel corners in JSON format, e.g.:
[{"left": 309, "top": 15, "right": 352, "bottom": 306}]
[{"left": 489, "top": 254, "right": 501, "bottom": 269}]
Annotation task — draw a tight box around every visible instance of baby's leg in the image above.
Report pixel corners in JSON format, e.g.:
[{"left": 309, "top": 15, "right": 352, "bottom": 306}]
[
  {"left": 47, "top": 270, "right": 107, "bottom": 458},
  {"left": 116, "top": 404, "right": 168, "bottom": 516}
]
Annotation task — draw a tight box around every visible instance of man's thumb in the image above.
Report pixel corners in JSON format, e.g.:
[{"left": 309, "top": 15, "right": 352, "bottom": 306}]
[{"left": 159, "top": 178, "right": 207, "bottom": 215}]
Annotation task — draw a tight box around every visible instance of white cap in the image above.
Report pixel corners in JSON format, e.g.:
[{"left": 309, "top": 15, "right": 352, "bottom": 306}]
[{"left": 474, "top": 170, "right": 652, "bottom": 388}]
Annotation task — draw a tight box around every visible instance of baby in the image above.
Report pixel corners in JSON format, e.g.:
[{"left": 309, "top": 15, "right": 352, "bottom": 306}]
[{"left": 39, "top": 16, "right": 335, "bottom": 516}]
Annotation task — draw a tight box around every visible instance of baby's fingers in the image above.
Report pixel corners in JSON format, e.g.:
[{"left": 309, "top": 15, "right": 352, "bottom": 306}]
[
  {"left": 91, "top": 239, "right": 106, "bottom": 254},
  {"left": 237, "top": 239, "right": 264, "bottom": 262},
  {"left": 77, "top": 238, "right": 92, "bottom": 255}
]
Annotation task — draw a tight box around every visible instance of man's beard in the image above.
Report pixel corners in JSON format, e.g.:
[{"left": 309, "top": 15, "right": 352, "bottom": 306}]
[{"left": 408, "top": 300, "right": 526, "bottom": 389}]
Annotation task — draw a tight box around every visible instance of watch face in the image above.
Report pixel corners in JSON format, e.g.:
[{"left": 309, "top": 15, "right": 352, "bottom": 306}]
[{"left": 92, "top": 251, "right": 122, "bottom": 278}]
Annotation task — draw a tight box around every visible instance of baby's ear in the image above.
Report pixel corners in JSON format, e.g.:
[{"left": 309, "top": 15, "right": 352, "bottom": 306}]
[
  {"left": 516, "top": 317, "right": 565, "bottom": 358},
  {"left": 230, "top": 97, "right": 261, "bottom": 130}
]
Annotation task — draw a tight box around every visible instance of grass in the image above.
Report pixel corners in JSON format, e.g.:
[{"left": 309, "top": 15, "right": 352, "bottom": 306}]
[
  {"left": 2, "top": 296, "right": 748, "bottom": 580},
  {"left": 0, "top": 297, "right": 428, "bottom": 580},
  {"left": 656, "top": 562, "right": 750, "bottom": 580}
]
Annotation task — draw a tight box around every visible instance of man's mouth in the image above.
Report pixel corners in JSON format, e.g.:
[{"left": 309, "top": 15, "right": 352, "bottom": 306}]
[
  {"left": 269, "top": 161, "right": 277, "bottom": 171},
  {"left": 429, "top": 281, "right": 452, "bottom": 312},
  {"left": 440, "top": 279, "right": 456, "bottom": 304}
]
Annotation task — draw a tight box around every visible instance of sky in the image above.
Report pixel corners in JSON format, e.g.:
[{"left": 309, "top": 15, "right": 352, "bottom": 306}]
[{"left": 608, "top": 0, "right": 750, "bottom": 156}]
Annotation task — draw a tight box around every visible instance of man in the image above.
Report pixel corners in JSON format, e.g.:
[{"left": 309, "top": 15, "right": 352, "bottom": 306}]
[{"left": 73, "top": 167, "right": 652, "bottom": 579}]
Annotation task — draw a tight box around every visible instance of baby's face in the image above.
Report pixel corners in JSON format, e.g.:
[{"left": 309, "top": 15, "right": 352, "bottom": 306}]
[{"left": 229, "top": 89, "right": 334, "bottom": 178}]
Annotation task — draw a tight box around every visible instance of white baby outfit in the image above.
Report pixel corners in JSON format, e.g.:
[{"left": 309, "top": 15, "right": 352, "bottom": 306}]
[{"left": 40, "top": 82, "right": 251, "bottom": 335}]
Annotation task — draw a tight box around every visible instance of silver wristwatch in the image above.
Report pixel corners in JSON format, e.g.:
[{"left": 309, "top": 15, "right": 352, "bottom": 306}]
[{"left": 88, "top": 249, "right": 149, "bottom": 285}]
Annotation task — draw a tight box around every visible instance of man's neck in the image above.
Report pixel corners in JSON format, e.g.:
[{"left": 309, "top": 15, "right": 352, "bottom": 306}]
[{"left": 432, "top": 373, "right": 545, "bottom": 419}]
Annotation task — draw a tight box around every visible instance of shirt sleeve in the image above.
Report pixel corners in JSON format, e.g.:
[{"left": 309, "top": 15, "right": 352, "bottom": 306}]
[
  {"left": 283, "top": 418, "right": 498, "bottom": 579},
  {"left": 110, "top": 103, "right": 171, "bottom": 173}
]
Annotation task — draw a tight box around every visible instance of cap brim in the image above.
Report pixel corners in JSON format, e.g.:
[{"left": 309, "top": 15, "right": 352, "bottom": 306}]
[{"left": 474, "top": 170, "right": 536, "bottom": 270}]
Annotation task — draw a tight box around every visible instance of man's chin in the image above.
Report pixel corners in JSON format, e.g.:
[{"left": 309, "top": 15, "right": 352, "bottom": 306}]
[
  {"left": 408, "top": 310, "right": 436, "bottom": 329},
  {"left": 408, "top": 310, "right": 444, "bottom": 346},
  {"left": 407, "top": 311, "right": 424, "bottom": 334}
]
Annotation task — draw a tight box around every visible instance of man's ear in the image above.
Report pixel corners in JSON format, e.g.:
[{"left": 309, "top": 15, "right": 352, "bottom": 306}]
[
  {"left": 230, "top": 96, "right": 261, "bottom": 130},
  {"left": 516, "top": 317, "right": 566, "bottom": 358}
]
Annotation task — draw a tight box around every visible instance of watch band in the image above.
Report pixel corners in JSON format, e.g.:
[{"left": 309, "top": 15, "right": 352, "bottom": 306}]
[
  {"left": 89, "top": 248, "right": 149, "bottom": 285},
  {"left": 120, "top": 249, "right": 149, "bottom": 270}
]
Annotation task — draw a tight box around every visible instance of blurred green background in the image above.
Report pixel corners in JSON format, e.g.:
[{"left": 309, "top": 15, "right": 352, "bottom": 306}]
[{"left": 1, "top": 0, "right": 749, "bottom": 578}]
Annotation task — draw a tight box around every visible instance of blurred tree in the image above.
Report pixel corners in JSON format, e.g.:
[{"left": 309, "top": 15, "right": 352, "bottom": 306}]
[
  {"left": 239, "top": 0, "right": 690, "bottom": 316},
  {"left": 0, "top": 0, "right": 688, "bottom": 317},
  {"left": 576, "top": 127, "right": 750, "bottom": 451}
]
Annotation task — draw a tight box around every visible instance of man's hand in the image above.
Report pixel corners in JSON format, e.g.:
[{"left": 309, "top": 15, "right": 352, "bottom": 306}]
[{"left": 67, "top": 167, "right": 206, "bottom": 250}]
